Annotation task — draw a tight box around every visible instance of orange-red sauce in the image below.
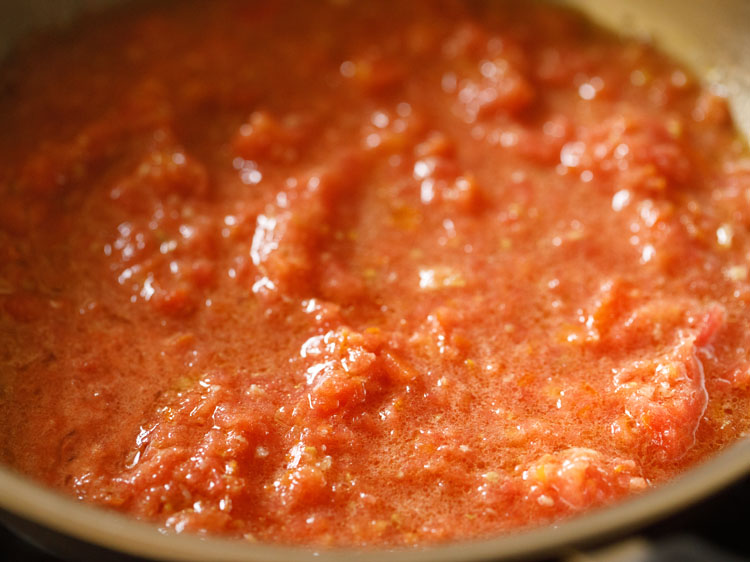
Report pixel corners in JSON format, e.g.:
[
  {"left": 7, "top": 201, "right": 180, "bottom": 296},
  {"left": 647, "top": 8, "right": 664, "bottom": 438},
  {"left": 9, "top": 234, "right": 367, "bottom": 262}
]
[{"left": 2, "top": 0, "right": 750, "bottom": 547}]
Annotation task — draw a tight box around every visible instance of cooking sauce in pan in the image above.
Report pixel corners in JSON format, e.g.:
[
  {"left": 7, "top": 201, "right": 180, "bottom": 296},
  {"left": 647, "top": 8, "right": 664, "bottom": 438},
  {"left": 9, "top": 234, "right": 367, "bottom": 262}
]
[{"left": 1, "top": 0, "right": 750, "bottom": 547}]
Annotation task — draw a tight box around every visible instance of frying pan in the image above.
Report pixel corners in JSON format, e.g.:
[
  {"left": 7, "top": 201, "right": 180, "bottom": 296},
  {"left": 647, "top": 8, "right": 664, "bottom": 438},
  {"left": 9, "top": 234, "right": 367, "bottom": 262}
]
[{"left": 1, "top": 1, "right": 749, "bottom": 560}]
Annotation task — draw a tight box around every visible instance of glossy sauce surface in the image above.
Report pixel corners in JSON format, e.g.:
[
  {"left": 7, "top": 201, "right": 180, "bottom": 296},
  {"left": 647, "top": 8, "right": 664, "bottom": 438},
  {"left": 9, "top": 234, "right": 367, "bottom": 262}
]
[{"left": 2, "top": 0, "right": 750, "bottom": 547}]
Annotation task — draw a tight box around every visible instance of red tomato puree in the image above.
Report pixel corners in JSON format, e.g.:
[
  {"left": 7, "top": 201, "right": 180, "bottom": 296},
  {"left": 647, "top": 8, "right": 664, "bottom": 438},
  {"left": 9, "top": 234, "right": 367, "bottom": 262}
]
[{"left": 2, "top": 0, "right": 750, "bottom": 548}]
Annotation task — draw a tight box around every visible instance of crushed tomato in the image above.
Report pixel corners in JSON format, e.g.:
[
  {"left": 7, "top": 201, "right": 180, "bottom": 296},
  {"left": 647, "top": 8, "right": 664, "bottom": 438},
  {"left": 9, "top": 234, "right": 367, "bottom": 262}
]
[{"left": 1, "top": 0, "right": 750, "bottom": 548}]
